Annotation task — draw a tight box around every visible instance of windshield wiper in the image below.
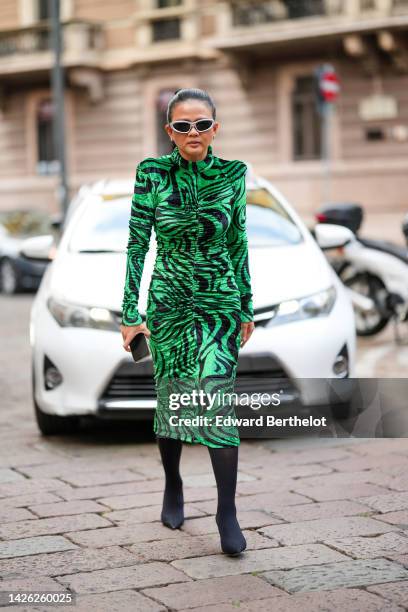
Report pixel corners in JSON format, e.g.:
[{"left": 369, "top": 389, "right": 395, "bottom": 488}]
[{"left": 77, "top": 249, "right": 124, "bottom": 253}]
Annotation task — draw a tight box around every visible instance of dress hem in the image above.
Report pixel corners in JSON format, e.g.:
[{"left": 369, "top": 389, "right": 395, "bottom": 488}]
[{"left": 154, "top": 429, "right": 240, "bottom": 448}]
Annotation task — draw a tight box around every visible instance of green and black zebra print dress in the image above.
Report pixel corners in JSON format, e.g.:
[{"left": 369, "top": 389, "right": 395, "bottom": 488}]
[{"left": 121, "top": 144, "right": 254, "bottom": 448}]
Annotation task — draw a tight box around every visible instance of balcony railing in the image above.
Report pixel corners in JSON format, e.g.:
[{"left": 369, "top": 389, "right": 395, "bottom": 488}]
[
  {"left": 229, "top": 0, "right": 407, "bottom": 27},
  {"left": 0, "top": 20, "right": 102, "bottom": 58},
  {"left": 361, "top": 0, "right": 408, "bottom": 10},
  {"left": 393, "top": 0, "right": 408, "bottom": 9},
  {"left": 230, "top": 0, "right": 342, "bottom": 27}
]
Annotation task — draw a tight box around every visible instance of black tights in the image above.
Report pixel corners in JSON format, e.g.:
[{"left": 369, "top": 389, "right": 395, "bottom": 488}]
[
  {"left": 208, "top": 444, "right": 246, "bottom": 554},
  {"left": 156, "top": 436, "right": 184, "bottom": 529},
  {"left": 156, "top": 436, "right": 246, "bottom": 554}
]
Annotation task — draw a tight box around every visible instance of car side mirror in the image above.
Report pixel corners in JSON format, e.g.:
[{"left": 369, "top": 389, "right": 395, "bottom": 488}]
[
  {"left": 50, "top": 213, "right": 64, "bottom": 231},
  {"left": 20, "top": 235, "right": 56, "bottom": 261},
  {"left": 313, "top": 223, "right": 355, "bottom": 250}
]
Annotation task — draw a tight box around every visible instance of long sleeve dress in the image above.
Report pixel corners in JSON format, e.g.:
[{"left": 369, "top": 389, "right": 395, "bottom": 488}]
[{"left": 121, "top": 144, "right": 254, "bottom": 448}]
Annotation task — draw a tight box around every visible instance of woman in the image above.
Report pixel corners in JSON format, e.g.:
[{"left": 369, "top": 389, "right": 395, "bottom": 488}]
[{"left": 120, "top": 88, "right": 254, "bottom": 556}]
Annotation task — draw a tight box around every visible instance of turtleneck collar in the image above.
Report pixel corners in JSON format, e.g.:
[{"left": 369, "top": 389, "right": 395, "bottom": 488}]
[{"left": 170, "top": 144, "right": 215, "bottom": 172}]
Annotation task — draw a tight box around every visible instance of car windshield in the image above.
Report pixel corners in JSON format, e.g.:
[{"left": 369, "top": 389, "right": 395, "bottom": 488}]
[
  {"left": 69, "top": 187, "right": 303, "bottom": 252},
  {"left": 246, "top": 188, "right": 303, "bottom": 246},
  {"left": 69, "top": 195, "right": 134, "bottom": 253}
]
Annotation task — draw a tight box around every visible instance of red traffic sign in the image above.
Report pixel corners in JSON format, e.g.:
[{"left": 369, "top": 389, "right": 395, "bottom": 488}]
[{"left": 319, "top": 65, "right": 340, "bottom": 102}]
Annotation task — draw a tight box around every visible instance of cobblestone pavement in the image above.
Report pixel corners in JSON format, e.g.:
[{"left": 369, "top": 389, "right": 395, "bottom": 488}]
[{"left": 0, "top": 294, "right": 407, "bottom": 611}]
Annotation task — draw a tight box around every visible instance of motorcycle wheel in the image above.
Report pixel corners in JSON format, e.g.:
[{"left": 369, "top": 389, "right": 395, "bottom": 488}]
[{"left": 341, "top": 270, "right": 391, "bottom": 336}]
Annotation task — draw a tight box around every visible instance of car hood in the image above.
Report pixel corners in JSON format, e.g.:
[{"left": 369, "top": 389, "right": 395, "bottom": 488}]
[
  {"left": 49, "top": 241, "right": 334, "bottom": 314},
  {"left": 0, "top": 234, "right": 32, "bottom": 255}
]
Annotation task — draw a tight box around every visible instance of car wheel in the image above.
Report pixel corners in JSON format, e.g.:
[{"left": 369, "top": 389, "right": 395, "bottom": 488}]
[
  {"left": 34, "top": 400, "right": 80, "bottom": 436},
  {"left": 31, "top": 361, "right": 79, "bottom": 435},
  {"left": 0, "top": 258, "right": 19, "bottom": 294}
]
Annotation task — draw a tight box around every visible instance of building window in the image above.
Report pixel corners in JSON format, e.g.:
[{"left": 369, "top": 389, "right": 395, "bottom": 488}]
[
  {"left": 232, "top": 2, "right": 277, "bottom": 26},
  {"left": 292, "top": 75, "right": 322, "bottom": 160},
  {"left": 156, "top": 89, "right": 175, "bottom": 156},
  {"left": 38, "top": 0, "right": 51, "bottom": 20},
  {"left": 36, "top": 99, "right": 59, "bottom": 175},
  {"left": 152, "top": 18, "right": 181, "bottom": 41},
  {"left": 36, "top": 0, "right": 52, "bottom": 50},
  {"left": 284, "top": 0, "right": 325, "bottom": 19},
  {"left": 365, "top": 127, "right": 385, "bottom": 141},
  {"left": 157, "top": 0, "right": 182, "bottom": 6}
]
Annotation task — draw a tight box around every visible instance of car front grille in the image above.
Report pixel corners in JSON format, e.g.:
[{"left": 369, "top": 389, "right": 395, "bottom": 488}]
[
  {"left": 99, "top": 353, "right": 296, "bottom": 405},
  {"left": 100, "top": 360, "right": 156, "bottom": 401}
]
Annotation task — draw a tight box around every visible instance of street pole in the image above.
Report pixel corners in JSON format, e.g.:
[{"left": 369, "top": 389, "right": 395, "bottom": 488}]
[
  {"left": 321, "top": 101, "right": 332, "bottom": 206},
  {"left": 315, "top": 63, "right": 340, "bottom": 207},
  {"left": 49, "top": 0, "right": 69, "bottom": 218}
]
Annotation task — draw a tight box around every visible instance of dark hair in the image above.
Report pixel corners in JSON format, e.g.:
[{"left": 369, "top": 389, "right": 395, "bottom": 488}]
[{"left": 166, "top": 88, "right": 216, "bottom": 124}]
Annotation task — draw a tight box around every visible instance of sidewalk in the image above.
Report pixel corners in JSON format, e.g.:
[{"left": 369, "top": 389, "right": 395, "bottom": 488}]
[{"left": 0, "top": 434, "right": 408, "bottom": 611}]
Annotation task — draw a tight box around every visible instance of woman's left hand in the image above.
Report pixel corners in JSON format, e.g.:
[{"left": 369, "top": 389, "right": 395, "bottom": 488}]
[{"left": 240, "top": 321, "right": 255, "bottom": 348}]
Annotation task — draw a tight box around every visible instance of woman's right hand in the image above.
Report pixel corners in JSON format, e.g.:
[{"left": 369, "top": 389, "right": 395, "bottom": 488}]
[{"left": 120, "top": 323, "right": 151, "bottom": 352}]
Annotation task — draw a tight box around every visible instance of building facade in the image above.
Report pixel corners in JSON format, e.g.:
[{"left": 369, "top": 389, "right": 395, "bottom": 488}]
[{"left": 0, "top": 0, "right": 407, "bottom": 215}]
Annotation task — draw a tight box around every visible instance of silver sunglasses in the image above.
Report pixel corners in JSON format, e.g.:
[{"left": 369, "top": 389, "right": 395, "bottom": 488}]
[{"left": 170, "top": 119, "right": 215, "bottom": 134}]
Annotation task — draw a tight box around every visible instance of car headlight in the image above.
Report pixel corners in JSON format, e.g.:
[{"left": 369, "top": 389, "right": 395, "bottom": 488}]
[
  {"left": 265, "top": 286, "right": 337, "bottom": 327},
  {"left": 47, "top": 296, "right": 118, "bottom": 330}
]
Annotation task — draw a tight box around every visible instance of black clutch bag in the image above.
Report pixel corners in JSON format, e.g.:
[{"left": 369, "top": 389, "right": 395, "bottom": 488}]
[{"left": 129, "top": 333, "right": 151, "bottom": 362}]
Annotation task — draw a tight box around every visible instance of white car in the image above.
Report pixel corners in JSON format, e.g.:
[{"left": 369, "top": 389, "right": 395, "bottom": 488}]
[{"left": 26, "top": 166, "right": 357, "bottom": 435}]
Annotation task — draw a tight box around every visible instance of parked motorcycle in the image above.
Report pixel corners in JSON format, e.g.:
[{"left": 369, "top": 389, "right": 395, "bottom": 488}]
[{"left": 314, "top": 204, "right": 408, "bottom": 343}]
